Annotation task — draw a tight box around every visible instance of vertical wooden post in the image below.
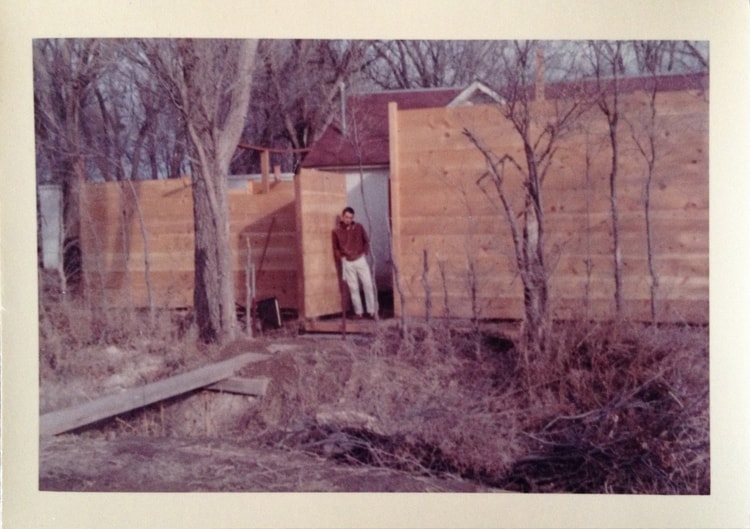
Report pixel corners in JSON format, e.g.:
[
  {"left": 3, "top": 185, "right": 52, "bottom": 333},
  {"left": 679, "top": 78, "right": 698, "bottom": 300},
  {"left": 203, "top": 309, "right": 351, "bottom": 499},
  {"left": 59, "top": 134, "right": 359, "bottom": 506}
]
[
  {"left": 245, "top": 236, "right": 253, "bottom": 337},
  {"left": 339, "top": 265, "right": 347, "bottom": 340},
  {"left": 422, "top": 248, "right": 431, "bottom": 323},
  {"left": 273, "top": 164, "right": 281, "bottom": 183},
  {"left": 293, "top": 172, "right": 306, "bottom": 319},
  {"left": 388, "top": 101, "right": 404, "bottom": 321},
  {"left": 251, "top": 264, "right": 257, "bottom": 334},
  {"left": 535, "top": 44, "right": 545, "bottom": 102},
  {"left": 260, "top": 149, "right": 270, "bottom": 194}
]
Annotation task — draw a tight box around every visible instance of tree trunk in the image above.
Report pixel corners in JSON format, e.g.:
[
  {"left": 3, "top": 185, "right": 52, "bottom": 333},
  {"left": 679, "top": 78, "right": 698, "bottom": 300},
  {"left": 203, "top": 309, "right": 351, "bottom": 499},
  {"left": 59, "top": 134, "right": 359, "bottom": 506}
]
[
  {"left": 170, "top": 39, "right": 257, "bottom": 344},
  {"left": 523, "top": 271, "right": 548, "bottom": 357},
  {"left": 188, "top": 124, "right": 241, "bottom": 344},
  {"left": 608, "top": 115, "right": 624, "bottom": 317},
  {"left": 521, "top": 186, "right": 549, "bottom": 359},
  {"left": 592, "top": 41, "right": 625, "bottom": 319},
  {"left": 192, "top": 168, "right": 234, "bottom": 342}
]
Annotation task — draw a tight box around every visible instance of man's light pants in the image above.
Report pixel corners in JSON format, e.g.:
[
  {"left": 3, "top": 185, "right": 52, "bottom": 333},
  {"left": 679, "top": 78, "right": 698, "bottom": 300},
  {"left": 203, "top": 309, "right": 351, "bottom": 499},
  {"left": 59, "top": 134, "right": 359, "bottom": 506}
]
[{"left": 342, "top": 255, "right": 376, "bottom": 316}]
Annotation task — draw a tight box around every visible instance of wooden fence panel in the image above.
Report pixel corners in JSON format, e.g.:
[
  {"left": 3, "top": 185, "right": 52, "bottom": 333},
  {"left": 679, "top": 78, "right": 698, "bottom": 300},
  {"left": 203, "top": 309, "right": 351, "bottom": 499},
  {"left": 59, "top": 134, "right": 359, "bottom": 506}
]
[
  {"left": 294, "top": 169, "right": 348, "bottom": 319},
  {"left": 80, "top": 178, "right": 298, "bottom": 310},
  {"left": 391, "top": 87, "right": 709, "bottom": 323},
  {"left": 230, "top": 182, "right": 298, "bottom": 309},
  {"left": 80, "top": 177, "right": 195, "bottom": 307}
]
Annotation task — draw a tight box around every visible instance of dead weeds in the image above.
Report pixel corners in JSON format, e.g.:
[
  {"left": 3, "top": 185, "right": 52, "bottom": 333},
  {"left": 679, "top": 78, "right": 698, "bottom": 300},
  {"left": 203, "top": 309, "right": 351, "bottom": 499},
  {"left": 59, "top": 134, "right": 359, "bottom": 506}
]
[{"left": 38, "top": 272, "right": 709, "bottom": 493}]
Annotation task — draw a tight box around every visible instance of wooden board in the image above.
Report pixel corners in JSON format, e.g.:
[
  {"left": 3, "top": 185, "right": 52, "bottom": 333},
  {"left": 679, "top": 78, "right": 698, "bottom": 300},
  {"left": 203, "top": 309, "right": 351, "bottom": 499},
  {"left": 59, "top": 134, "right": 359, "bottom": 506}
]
[
  {"left": 390, "top": 87, "right": 709, "bottom": 323},
  {"left": 230, "top": 185, "right": 298, "bottom": 309},
  {"left": 80, "top": 179, "right": 298, "bottom": 310},
  {"left": 295, "top": 169, "right": 348, "bottom": 319},
  {"left": 204, "top": 376, "right": 270, "bottom": 397},
  {"left": 39, "top": 352, "right": 270, "bottom": 437},
  {"left": 302, "top": 318, "right": 390, "bottom": 334}
]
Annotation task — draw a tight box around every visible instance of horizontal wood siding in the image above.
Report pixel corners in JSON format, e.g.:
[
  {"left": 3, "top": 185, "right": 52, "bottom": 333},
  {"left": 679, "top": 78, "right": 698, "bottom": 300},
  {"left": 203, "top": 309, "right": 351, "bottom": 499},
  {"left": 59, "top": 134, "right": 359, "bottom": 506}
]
[
  {"left": 295, "top": 169, "right": 348, "bottom": 319},
  {"left": 391, "top": 88, "right": 708, "bottom": 323},
  {"left": 80, "top": 178, "right": 298, "bottom": 309},
  {"left": 229, "top": 183, "right": 298, "bottom": 309}
]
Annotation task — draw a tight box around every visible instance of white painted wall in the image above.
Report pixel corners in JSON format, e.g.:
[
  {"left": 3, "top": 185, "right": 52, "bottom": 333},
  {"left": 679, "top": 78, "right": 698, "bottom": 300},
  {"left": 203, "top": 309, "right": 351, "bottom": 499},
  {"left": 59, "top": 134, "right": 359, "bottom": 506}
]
[
  {"left": 344, "top": 169, "right": 392, "bottom": 291},
  {"left": 38, "top": 184, "right": 62, "bottom": 269}
]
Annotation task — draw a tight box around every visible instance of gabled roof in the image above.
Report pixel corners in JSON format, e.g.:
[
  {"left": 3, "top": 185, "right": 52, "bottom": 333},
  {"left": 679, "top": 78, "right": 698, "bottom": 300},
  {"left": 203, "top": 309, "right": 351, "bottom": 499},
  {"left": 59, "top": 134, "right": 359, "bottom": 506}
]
[
  {"left": 447, "top": 80, "right": 504, "bottom": 108},
  {"left": 544, "top": 71, "right": 708, "bottom": 100},
  {"left": 302, "top": 84, "right": 500, "bottom": 169},
  {"left": 301, "top": 73, "right": 707, "bottom": 170}
]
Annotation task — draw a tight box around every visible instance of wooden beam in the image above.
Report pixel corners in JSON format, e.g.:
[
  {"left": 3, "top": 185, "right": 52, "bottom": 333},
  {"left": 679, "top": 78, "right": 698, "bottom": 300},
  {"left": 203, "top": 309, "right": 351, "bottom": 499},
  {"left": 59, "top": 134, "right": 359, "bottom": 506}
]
[
  {"left": 388, "top": 101, "right": 403, "bottom": 318},
  {"left": 301, "top": 318, "right": 381, "bottom": 334},
  {"left": 295, "top": 169, "right": 347, "bottom": 319},
  {"left": 39, "top": 352, "right": 270, "bottom": 437},
  {"left": 204, "top": 376, "right": 270, "bottom": 396},
  {"left": 260, "top": 149, "right": 270, "bottom": 193},
  {"left": 237, "top": 143, "right": 311, "bottom": 154}
]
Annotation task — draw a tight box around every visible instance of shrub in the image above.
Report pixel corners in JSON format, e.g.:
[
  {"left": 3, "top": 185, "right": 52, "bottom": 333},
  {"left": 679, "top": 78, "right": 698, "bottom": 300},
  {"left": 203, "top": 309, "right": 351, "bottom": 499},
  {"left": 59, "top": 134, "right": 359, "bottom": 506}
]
[{"left": 501, "top": 321, "right": 710, "bottom": 493}]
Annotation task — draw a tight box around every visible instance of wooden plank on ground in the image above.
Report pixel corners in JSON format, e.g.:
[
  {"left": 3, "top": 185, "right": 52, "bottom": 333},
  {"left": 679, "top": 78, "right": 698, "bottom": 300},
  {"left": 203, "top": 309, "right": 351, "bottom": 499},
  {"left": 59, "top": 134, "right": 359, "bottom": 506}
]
[
  {"left": 204, "top": 376, "right": 270, "bottom": 397},
  {"left": 301, "top": 318, "right": 389, "bottom": 334},
  {"left": 39, "top": 352, "right": 270, "bottom": 437}
]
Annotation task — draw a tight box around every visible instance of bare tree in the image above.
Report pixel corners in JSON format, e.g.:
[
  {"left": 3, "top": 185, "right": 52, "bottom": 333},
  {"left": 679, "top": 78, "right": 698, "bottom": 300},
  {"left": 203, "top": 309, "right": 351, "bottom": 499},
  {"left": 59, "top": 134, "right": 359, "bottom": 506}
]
[
  {"left": 586, "top": 40, "right": 627, "bottom": 317},
  {"left": 627, "top": 40, "right": 668, "bottom": 322},
  {"left": 35, "top": 38, "right": 198, "bottom": 322},
  {"left": 635, "top": 40, "right": 708, "bottom": 74},
  {"left": 141, "top": 39, "right": 258, "bottom": 343},
  {"left": 34, "top": 39, "right": 112, "bottom": 299},
  {"left": 234, "top": 39, "right": 369, "bottom": 173},
  {"left": 35, "top": 40, "right": 176, "bottom": 185},
  {"left": 104, "top": 40, "right": 188, "bottom": 182},
  {"left": 464, "top": 41, "right": 589, "bottom": 362},
  {"left": 365, "top": 40, "right": 508, "bottom": 89}
]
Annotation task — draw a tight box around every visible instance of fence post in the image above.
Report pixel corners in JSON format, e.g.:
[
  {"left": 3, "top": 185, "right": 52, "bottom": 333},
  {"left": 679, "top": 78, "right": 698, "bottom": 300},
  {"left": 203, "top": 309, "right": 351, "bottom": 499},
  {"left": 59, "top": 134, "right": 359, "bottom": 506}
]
[{"left": 260, "top": 149, "right": 270, "bottom": 194}]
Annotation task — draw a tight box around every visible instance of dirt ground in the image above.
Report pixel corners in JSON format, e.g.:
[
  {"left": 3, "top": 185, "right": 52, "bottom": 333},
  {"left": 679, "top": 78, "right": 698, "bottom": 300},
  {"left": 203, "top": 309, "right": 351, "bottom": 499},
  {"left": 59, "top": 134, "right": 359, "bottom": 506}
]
[
  {"left": 38, "top": 331, "right": 504, "bottom": 492},
  {"left": 39, "top": 434, "right": 491, "bottom": 492},
  {"left": 38, "top": 285, "right": 709, "bottom": 495}
]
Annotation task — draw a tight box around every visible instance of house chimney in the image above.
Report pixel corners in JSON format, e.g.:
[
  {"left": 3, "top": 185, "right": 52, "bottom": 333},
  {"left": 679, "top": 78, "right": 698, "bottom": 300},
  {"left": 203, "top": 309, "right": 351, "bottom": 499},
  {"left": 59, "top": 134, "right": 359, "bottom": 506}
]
[
  {"left": 535, "top": 45, "right": 545, "bottom": 102},
  {"left": 339, "top": 81, "right": 347, "bottom": 136}
]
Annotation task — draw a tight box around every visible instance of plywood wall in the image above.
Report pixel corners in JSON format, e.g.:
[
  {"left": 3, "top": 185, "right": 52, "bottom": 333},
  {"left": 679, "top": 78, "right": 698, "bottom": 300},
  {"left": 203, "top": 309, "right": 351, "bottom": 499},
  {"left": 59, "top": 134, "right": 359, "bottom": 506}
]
[
  {"left": 229, "top": 182, "right": 298, "bottom": 310},
  {"left": 80, "top": 177, "right": 298, "bottom": 310},
  {"left": 390, "top": 87, "right": 709, "bottom": 323},
  {"left": 295, "top": 169, "right": 348, "bottom": 319}
]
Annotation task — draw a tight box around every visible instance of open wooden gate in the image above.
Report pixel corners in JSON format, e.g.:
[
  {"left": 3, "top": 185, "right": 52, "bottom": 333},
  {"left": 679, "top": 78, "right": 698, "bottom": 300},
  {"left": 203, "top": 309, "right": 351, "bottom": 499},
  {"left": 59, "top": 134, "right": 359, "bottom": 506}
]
[{"left": 295, "top": 169, "right": 348, "bottom": 320}]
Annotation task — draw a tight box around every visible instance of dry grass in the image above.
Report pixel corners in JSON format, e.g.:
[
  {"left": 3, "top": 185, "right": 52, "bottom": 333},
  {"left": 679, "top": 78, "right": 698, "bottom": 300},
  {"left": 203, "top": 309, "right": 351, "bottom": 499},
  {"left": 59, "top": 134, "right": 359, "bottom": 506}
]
[
  {"left": 38, "top": 272, "right": 216, "bottom": 414},
  {"left": 505, "top": 320, "right": 710, "bottom": 493},
  {"left": 38, "top": 271, "right": 709, "bottom": 493},
  {"left": 289, "top": 319, "right": 709, "bottom": 493}
]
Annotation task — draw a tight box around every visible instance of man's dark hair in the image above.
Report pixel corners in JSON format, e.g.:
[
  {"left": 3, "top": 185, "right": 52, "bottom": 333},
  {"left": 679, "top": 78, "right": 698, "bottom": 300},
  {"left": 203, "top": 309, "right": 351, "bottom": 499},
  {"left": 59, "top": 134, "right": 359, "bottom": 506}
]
[{"left": 343, "top": 207, "right": 355, "bottom": 215}]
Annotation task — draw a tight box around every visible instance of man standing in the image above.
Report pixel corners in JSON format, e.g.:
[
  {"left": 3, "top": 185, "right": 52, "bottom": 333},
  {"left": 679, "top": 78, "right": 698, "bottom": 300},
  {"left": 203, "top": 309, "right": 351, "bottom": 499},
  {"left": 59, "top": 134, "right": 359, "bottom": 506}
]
[{"left": 332, "top": 207, "right": 377, "bottom": 319}]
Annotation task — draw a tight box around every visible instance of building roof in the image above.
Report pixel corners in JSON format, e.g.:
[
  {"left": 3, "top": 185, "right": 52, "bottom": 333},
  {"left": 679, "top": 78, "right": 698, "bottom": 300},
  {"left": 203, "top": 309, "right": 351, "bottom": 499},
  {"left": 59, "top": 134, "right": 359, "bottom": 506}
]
[
  {"left": 301, "top": 73, "right": 707, "bottom": 170},
  {"left": 544, "top": 71, "right": 708, "bottom": 100},
  {"left": 302, "top": 87, "right": 465, "bottom": 169}
]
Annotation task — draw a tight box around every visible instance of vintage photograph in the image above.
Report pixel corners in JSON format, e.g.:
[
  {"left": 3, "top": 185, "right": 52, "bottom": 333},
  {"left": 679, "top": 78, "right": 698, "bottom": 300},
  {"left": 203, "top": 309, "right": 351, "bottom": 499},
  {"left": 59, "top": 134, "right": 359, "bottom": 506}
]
[{"left": 33, "top": 38, "right": 711, "bottom": 495}]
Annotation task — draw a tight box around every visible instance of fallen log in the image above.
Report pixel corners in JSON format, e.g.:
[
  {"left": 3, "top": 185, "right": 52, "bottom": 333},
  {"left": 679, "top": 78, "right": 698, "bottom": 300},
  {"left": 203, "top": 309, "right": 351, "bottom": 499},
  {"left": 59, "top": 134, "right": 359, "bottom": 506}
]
[{"left": 40, "top": 352, "right": 270, "bottom": 437}]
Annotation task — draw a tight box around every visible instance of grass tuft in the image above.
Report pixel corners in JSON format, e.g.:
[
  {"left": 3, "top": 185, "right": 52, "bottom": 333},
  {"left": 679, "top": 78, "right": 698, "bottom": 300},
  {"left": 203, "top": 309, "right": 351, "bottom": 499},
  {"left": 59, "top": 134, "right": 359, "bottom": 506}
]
[{"left": 39, "top": 268, "right": 708, "bottom": 493}]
